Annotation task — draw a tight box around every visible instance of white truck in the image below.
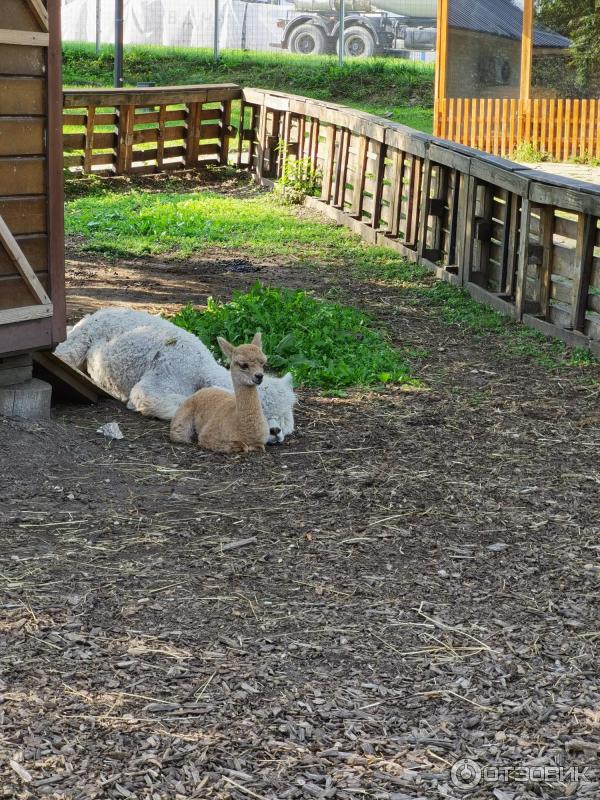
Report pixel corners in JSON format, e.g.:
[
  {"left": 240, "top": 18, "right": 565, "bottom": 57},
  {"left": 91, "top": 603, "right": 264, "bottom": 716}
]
[{"left": 274, "top": 0, "right": 437, "bottom": 57}]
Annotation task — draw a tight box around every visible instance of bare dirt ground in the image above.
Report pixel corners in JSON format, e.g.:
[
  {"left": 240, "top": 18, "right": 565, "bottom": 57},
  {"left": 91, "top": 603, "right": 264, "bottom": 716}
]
[{"left": 1, "top": 181, "right": 600, "bottom": 799}]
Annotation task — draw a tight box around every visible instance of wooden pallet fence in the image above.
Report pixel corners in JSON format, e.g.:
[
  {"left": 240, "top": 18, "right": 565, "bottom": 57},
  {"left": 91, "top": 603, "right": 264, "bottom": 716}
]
[
  {"left": 58, "top": 84, "right": 600, "bottom": 356},
  {"left": 63, "top": 84, "right": 242, "bottom": 175},
  {"left": 434, "top": 97, "right": 600, "bottom": 160},
  {"left": 243, "top": 88, "right": 600, "bottom": 356}
]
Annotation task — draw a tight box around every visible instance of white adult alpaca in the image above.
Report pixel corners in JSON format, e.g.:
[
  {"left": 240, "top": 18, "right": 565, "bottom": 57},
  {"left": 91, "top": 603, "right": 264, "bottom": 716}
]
[{"left": 54, "top": 307, "right": 296, "bottom": 443}]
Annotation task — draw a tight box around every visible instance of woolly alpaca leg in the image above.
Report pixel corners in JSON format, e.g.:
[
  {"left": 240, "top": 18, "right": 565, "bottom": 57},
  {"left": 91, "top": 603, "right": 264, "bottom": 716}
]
[
  {"left": 197, "top": 430, "right": 248, "bottom": 453},
  {"left": 170, "top": 401, "right": 197, "bottom": 443},
  {"left": 128, "top": 380, "right": 188, "bottom": 421},
  {"left": 54, "top": 325, "right": 92, "bottom": 370}
]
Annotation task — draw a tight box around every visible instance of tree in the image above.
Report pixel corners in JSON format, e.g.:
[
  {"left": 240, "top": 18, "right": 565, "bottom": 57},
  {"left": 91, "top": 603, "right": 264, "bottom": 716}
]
[{"left": 536, "top": 0, "right": 600, "bottom": 86}]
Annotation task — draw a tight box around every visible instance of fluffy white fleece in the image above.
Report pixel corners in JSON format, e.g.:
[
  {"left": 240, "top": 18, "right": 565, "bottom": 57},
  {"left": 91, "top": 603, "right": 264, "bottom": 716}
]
[{"left": 55, "top": 307, "right": 296, "bottom": 443}]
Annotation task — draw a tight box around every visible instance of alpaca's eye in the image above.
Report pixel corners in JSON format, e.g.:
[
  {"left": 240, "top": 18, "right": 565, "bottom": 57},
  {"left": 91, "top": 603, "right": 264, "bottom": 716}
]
[{"left": 238, "top": 362, "right": 248, "bottom": 369}]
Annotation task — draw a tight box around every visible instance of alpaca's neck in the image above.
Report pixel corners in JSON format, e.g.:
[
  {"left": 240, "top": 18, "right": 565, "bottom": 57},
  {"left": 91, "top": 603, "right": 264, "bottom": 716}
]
[{"left": 232, "top": 382, "right": 265, "bottom": 435}]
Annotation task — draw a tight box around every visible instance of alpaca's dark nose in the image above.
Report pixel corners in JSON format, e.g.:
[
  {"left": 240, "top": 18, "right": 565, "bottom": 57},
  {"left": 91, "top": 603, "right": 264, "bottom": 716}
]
[
  {"left": 254, "top": 374, "right": 263, "bottom": 384},
  {"left": 270, "top": 426, "right": 281, "bottom": 436}
]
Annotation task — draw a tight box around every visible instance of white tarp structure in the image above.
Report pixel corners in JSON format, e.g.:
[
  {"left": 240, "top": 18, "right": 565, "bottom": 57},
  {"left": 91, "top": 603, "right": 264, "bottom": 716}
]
[{"left": 61, "top": 0, "right": 292, "bottom": 51}]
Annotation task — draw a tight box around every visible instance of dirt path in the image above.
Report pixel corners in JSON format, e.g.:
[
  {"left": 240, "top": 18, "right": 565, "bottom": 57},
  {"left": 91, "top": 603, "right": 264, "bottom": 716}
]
[
  {"left": 517, "top": 160, "right": 600, "bottom": 186},
  {"left": 1, "top": 195, "right": 599, "bottom": 799}
]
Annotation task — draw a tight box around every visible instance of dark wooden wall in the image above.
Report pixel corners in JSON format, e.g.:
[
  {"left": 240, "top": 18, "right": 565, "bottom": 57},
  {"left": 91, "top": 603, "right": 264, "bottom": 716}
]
[{"left": 0, "top": 0, "right": 65, "bottom": 357}]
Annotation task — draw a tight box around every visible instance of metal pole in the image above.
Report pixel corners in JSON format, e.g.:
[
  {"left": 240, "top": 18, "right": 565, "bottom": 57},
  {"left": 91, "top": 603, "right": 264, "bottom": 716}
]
[
  {"left": 96, "top": 0, "right": 101, "bottom": 55},
  {"left": 114, "top": 0, "right": 124, "bottom": 88},
  {"left": 213, "top": 0, "right": 220, "bottom": 61},
  {"left": 338, "top": 0, "right": 345, "bottom": 67}
]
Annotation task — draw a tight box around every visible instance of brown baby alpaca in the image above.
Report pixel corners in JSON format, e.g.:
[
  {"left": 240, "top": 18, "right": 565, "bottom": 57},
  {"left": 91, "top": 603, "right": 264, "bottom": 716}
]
[{"left": 170, "top": 333, "right": 270, "bottom": 453}]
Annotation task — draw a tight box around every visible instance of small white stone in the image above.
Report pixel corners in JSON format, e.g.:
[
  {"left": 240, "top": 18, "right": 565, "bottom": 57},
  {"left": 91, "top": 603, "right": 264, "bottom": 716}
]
[{"left": 97, "top": 422, "right": 124, "bottom": 440}]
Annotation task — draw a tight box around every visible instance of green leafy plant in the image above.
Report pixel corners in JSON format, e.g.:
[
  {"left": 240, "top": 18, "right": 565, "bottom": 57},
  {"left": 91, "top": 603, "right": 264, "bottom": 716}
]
[
  {"left": 275, "top": 142, "right": 322, "bottom": 204},
  {"left": 169, "top": 283, "right": 414, "bottom": 390},
  {"left": 568, "top": 151, "right": 600, "bottom": 167},
  {"left": 565, "top": 346, "right": 598, "bottom": 367},
  {"left": 512, "top": 142, "right": 550, "bottom": 163}
]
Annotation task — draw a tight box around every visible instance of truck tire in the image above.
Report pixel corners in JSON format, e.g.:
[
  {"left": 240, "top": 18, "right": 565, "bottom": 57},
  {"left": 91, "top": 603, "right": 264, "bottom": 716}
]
[
  {"left": 340, "top": 26, "right": 376, "bottom": 58},
  {"left": 289, "top": 24, "right": 327, "bottom": 56}
]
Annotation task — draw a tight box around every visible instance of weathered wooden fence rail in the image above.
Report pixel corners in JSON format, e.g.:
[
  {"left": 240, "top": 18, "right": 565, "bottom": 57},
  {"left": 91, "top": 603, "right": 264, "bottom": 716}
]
[
  {"left": 434, "top": 97, "right": 600, "bottom": 160},
  {"left": 61, "top": 84, "right": 600, "bottom": 356},
  {"left": 63, "top": 84, "right": 242, "bottom": 175}
]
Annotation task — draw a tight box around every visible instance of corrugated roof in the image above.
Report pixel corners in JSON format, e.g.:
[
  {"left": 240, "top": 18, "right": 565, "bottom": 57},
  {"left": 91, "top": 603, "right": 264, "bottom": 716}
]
[{"left": 449, "top": 0, "right": 571, "bottom": 49}]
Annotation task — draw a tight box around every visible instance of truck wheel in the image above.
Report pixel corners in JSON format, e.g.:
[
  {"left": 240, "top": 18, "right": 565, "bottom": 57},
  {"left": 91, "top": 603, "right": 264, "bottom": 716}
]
[
  {"left": 289, "top": 24, "right": 327, "bottom": 56},
  {"left": 340, "top": 26, "right": 376, "bottom": 58}
]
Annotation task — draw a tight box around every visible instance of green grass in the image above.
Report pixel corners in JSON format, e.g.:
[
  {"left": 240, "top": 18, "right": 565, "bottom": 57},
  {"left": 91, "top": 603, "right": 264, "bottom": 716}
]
[
  {"left": 170, "top": 283, "right": 414, "bottom": 390},
  {"left": 65, "top": 187, "right": 379, "bottom": 260},
  {"left": 65, "top": 181, "right": 427, "bottom": 277},
  {"left": 568, "top": 152, "right": 600, "bottom": 167},
  {"left": 357, "top": 102, "right": 433, "bottom": 133},
  {"left": 62, "top": 42, "right": 434, "bottom": 132},
  {"left": 64, "top": 178, "right": 598, "bottom": 375}
]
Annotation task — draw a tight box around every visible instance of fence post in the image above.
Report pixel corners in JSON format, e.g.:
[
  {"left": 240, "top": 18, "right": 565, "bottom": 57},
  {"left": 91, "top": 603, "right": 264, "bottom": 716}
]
[
  {"left": 519, "top": 0, "right": 533, "bottom": 102},
  {"left": 515, "top": 198, "right": 532, "bottom": 319},
  {"left": 499, "top": 190, "right": 516, "bottom": 293},
  {"left": 321, "top": 125, "right": 336, "bottom": 202},
  {"left": 116, "top": 103, "right": 134, "bottom": 174},
  {"left": 405, "top": 156, "right": 422, "bottom": 248},
  {"left": 350, "top": 135, "right": 368, "bottom": 218},
  {"left": 571, "top": 214, "right": 595, "bottom": 332},
  {"left": 333, "top": 128, "right": 349, "bottom": 209},
  {"left": 370, "top": 141, "right": 387, "bottom": 230},
  {"left": 185, "top": 102, "right": 202, "bottom": 169},
  {"left": 434, "top": 0, "right": 448, "bottom": 136},
  {"left": 255, "top": 104, "right": 267, "bottom": 181},
  {"left": 156, "top": 104, "right": 166, "bottom": 170},
  {"left": 83, "top": 106, "right": 96, "bottom": 174},
  {"left": 247, "top": 104, "right": 260, "bottom": 172},
  {"left": 220, "top": 100, "right": 232, "bottom": 166},
  {"left": 386, "top": 147, "right": 405, "bottom": 238},
  {"left": 537, "top": 206, "right": 555, "bottom": 319},
  {"left": 417, "top": 155, "right": 433, "bottom": 259}
]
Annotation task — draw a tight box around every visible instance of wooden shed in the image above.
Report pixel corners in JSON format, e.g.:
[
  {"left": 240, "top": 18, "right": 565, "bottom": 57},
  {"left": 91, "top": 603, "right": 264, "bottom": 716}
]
[{"left": 0, "top": 0, "right": 65, "bottom": 363}]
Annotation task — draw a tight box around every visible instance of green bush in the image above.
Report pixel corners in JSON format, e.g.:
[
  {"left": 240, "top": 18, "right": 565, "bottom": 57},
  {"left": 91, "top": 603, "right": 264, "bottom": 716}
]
[
  {"left": 512, "top": 142, "right": 550, "bottom": 163},
  {"left": 169, "top": 283, "right": 414, "bottom": 390},
  {"left": 275, "top": 143, "right": 322, "bottom": 204}
]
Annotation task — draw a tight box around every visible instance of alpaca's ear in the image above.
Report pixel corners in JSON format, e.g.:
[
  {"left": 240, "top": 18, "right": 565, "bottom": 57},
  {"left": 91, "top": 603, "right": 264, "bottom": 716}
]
[
  {"left": 251, "top": 331, "right": 262, "bottom": 348},
  {"left": 217, "top": 336, "right": 234, "bottom": 360},
  {"left": 283, "top": 372, "right": 293, "bottom": 386}
]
